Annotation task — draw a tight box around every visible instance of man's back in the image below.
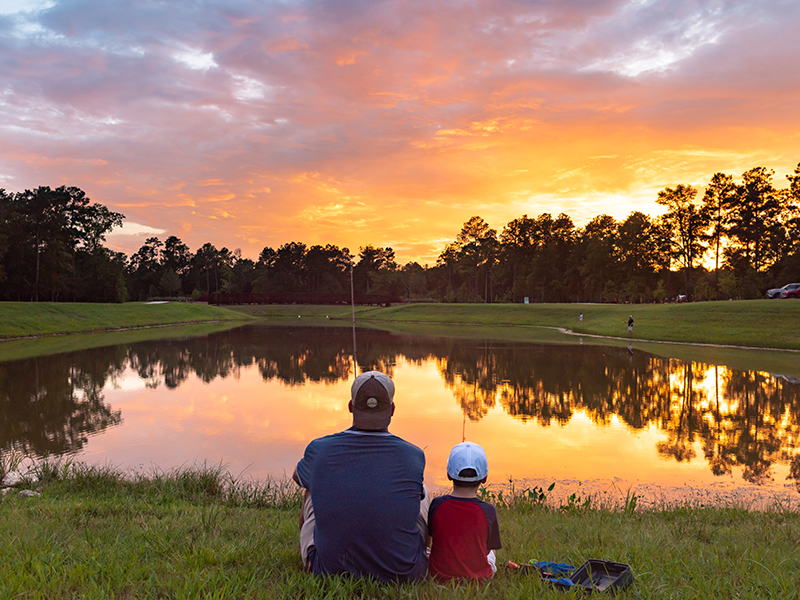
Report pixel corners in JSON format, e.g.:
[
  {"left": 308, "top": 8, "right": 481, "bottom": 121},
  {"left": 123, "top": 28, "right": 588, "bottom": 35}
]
[{"left": 295, "top": 429, "right": 427, "bottom": 582}]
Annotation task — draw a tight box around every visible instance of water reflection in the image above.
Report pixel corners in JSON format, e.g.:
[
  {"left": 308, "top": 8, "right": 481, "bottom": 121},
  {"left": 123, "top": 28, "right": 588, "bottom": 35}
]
[
  {"left": 0, "top": 349, "right": 123, "bottom": 455},
  {"left": 1, "top": 324, "right": 799, "bottom": 493},
  {"left": 438, "top": 341, "right": 800, "bottom": 489}
]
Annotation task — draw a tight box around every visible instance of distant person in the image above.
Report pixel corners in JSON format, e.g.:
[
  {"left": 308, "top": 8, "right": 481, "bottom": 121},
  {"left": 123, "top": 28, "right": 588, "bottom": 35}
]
[
  {"left": 627, "top": 315, "right": 634, "bottom": 334},
  {"left": 428, "top": 441, "right": 502, "bottom": 582},
  {"left": 579, "top": 312, "right": 583, "bottom": 324},
  {"left": 293, "top": 371, "right": 430, "bottom": 583}
]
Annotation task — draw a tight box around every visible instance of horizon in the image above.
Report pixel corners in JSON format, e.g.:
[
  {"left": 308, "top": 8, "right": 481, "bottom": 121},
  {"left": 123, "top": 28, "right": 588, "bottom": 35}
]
[{"left": 1, "top": 0, "right": 799, "bottom": 264}]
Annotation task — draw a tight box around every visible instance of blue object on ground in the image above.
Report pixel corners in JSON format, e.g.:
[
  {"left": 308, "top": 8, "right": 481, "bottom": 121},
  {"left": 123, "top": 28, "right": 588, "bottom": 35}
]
[
  {"left": 532, "top": 561, "right": 575, "bottom": 576},
  {"left": 547, "top": 578, "right": 574, "bottom": 586}
]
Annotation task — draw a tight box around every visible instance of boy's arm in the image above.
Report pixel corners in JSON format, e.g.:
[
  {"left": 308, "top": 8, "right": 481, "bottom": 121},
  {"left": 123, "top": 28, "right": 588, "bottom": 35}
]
[{"left": 484, "top": 502, "right": 502, "bottom": 550}]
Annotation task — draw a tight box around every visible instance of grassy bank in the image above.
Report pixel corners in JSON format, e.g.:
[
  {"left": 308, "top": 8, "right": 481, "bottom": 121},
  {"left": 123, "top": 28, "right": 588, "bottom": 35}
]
[
  {"left": 3, "top": 300, "right": 798, "bottom": 351},
  {"left": 1, "top": 458, "right": 798, "bottom": 599},
  {"left": 0, "top": 321, "right": 251, "bottom": 363},
  {"left": 0, "top": 302, "right": 252, "bottom": 339},
  {"left": 232, "top": 300, "right": 800, "bottom": 351}
]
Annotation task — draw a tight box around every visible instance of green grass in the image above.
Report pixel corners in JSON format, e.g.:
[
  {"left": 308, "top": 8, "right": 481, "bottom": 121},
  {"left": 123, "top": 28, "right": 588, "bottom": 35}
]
[
  {"left": 0, "top": 302, "right": 252, "bottom": 339},
  {"left": 231, "top": 301, "right": 800, "bottom": 351},
  {"left": 3, "top": 301, "right": 799, "bottom": 375},
  {"left": 2, "top": 457, "right": 800, "bottom": 599},
  {"left": 6, "top": 300, "right": 799, "bottom": 351},
  {"left": 0, "top": 321, "right": 250, "bottom": 363}
]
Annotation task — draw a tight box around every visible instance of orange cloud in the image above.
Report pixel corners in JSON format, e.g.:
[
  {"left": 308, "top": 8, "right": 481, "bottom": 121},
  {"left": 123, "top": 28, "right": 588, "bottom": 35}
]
[{"left": 1, "top": 0, "right": 797, "bottom": 263}]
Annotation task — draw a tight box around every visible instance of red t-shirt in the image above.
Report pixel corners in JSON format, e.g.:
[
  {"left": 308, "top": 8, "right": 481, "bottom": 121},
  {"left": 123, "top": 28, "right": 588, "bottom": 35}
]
[{"left": 428, "top": 495, "right": 502, "bottom": 581}]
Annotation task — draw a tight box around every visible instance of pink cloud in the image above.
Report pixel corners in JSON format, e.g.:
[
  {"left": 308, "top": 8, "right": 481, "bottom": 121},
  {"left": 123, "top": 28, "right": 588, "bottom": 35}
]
[{"left": 0, "top": 0, "right": 798, "bottom": 262}]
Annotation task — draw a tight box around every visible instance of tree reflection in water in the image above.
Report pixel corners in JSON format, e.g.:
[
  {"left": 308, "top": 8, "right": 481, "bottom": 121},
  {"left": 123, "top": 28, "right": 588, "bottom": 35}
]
[
  {"left": 0, "top": 348, "right": 124, "bottom": 456},
  {"left": 1, "top": 324, "right": 799, "bottom": 490}
]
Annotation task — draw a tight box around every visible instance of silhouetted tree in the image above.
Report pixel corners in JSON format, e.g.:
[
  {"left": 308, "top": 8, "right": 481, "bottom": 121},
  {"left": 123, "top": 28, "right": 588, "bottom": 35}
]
[
  {"left": 725, "top": 167, "right": 792, "bottom": 274},
  {"left": 1, "top": 186, "right": 124, "bottom": 301},
  {"left": 528, "top": 213, "right": 576, "bottom": 302},
  {"left": 657, "top": 184, "right": 708, "bottom": 299},
  {"left": 616, "top": 211, "right": 669, "bottom": 302},
  {"left": 127, "top": 237, "right": 163, "bottom": 300},
  {"left": 701, "top": 173, "right": 737, "bottom": 296},
  {"left": 447, "top": 216, "right": 498, "bottom": 302},
  {"left": 575, "top": 214, "right": 618, "bottom": 303},
  {"left": 499, "top": 214, "right": 538, "bottom": 302},
  {"left": 306, "top": 244, "right": 351, "bottom": 293}
]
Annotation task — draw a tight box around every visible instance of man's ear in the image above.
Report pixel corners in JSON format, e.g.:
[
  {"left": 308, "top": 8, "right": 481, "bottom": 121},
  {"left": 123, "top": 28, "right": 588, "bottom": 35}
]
[
  {"left": 447, "top": 474, "right": 453, "bottom": 482},
  {"left": 480, "top": 476, "right": 488, "bottom": 484},
  {"left": 391, "top": 402, "right": 396, "bottom": 416},
  {"left": 348, "top": 400, "right": 354, "bottom": 414}
]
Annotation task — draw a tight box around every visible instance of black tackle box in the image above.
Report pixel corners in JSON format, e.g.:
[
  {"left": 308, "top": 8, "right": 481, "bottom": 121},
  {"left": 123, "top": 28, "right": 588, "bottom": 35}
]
[{"left": 551, "top": 559, "right": 633, "bottom": 595}]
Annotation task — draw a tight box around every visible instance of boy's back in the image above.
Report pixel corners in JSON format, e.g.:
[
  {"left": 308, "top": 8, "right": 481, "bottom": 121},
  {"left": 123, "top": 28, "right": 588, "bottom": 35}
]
[{"left": 428, "top": 494, "right": 501, "bottom": 580}]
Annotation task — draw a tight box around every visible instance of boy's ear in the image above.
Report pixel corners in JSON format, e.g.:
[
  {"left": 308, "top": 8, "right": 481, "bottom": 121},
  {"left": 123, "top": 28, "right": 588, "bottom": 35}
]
[
  {"left": 480, "top": 476, "right": 487, "bottom": 484},
  {"left": 447, "top": 474, "right": 453, "bottom": 482}
]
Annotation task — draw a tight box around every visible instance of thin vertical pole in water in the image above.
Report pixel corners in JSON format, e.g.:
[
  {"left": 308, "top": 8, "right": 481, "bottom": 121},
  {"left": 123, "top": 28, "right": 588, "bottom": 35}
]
[{"left": 350, "top": 260, "right": 358, "bottom": 377}]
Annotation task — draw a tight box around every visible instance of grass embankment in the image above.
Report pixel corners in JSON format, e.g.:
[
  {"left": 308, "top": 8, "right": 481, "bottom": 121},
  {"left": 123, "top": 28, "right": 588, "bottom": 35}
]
[
  {"left": 232, "top": 301, "right": 800, "bottom": 351},
  {"left": 0, "top": 302, "right": 251, "bottom": 339},
  {"left": 3, "top": 300, "right": 798, "bottom": 351},
  {"left": 0, "top": 321, "right": 252, "bottom": 364},
  {"left": 1, "top": 459, "right": 798, "bottom": 599}
]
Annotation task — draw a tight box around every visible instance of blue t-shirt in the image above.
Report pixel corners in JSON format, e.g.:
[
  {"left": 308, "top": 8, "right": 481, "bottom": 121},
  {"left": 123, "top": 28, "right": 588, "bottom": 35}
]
[{"left": 295, "top": 428, "right": 428, "bottom": 582}]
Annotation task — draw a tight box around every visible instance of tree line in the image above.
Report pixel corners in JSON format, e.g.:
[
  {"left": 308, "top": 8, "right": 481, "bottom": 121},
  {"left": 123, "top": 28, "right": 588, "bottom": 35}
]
[
  {"left": 0, "top": 186, "right": 126, "bottom": 302},
  {"left": 1, "top": 162, "right": 798, "bottom": 303}
]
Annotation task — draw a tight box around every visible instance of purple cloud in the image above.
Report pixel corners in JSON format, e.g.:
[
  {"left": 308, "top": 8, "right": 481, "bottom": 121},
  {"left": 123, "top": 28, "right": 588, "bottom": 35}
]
[{"left": 1, "top": 0, "right": 798, "bottom": 262}]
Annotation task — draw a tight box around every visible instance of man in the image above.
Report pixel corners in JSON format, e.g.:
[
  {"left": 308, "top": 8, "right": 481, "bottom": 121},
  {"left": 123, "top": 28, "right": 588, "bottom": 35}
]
[{"left": 292, "top": 370, "right": 430, "bottom": 582}]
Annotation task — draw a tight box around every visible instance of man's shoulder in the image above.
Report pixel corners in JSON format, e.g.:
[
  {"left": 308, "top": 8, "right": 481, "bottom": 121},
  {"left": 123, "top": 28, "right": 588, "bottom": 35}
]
[
  {"left": 386, "top": 432, "right": 424, "bottom": 454},
  {"left": 306, "top": 430, "right": 422, "bottom": 455},
  {"left": 324, "top": 429, "right": 422, "bottom": 447},
  {"left": 306, "top": 430, "right": 349, "bottom": 446}
]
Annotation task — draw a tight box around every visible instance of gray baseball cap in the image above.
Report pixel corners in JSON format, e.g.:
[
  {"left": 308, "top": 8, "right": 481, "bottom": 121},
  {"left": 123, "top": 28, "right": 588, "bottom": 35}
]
[{"left": 351, "top": 371, "right": 394, "bottom": 430}]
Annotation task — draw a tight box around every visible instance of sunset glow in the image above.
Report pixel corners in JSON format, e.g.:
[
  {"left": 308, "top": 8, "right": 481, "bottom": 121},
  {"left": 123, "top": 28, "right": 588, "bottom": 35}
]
[
  {"left": 84, "top": 355, "right": 795, "bottom": 500},
  {"left": 1, "top": 0, "right": 799, "bottom": 263}
]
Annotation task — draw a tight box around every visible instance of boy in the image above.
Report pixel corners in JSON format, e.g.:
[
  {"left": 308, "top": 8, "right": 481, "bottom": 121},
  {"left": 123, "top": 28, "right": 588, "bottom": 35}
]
[{"left": 428, "top": 441, "right": 502, "bottom": 582}]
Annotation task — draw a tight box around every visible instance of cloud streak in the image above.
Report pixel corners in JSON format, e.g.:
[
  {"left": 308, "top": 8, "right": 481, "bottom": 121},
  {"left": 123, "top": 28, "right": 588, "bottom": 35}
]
[{"left": 1, "top": 0, "right": 798, "bottom": 263}]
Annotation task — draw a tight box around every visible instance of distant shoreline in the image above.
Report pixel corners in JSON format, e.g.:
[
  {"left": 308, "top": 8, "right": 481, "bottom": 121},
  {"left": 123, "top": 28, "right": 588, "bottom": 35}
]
[
  {"left": 0, "top": 301, "right": 250, "bottom": 340},
  {"left": 228, "top": 300, "right": 800, "bottom": 352},
  {"left": 2, "top": 299, "right": 800, "bottom": 352}
]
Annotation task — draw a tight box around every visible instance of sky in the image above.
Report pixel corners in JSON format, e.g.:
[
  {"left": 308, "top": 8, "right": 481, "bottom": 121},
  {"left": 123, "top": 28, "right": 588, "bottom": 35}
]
[{"left": 1, "top": 0, "right": 799, "bottom": 264}]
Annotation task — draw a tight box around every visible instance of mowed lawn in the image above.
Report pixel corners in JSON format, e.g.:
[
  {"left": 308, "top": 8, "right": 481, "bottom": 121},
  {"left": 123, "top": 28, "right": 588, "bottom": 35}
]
[
  {"left": 231, "top": 300, "right": 800, "bottom": 351},
  {"left": 2, "top": 299, "right": 799, "bottom": 350},
  {"left": 0, "top": 302, "right": 251, "bottom": 339}
]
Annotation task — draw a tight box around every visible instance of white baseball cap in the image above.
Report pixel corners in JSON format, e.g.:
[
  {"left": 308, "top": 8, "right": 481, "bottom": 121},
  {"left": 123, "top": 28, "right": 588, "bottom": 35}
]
[{"left": 447, "top": 441, "right": 489, "bottom": 482}]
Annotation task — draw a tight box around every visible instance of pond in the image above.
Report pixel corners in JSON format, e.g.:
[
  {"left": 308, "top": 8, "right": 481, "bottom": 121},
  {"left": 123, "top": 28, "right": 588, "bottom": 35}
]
[{"left": 3, "top": 323, "right": 800, "bottom": 505}]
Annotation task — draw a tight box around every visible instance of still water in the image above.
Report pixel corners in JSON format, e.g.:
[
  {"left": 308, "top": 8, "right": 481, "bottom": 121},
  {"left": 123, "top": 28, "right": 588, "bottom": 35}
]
[{"left": 3, "top": 324, "right": 800, "bottom": 502}]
